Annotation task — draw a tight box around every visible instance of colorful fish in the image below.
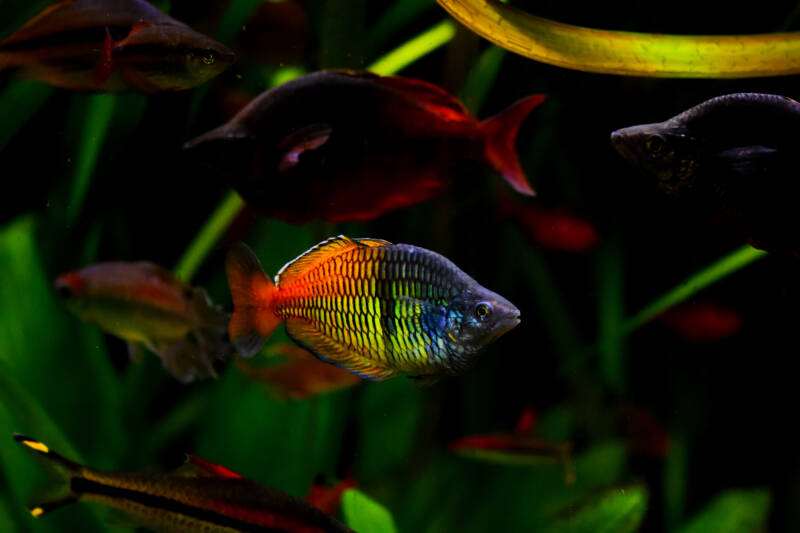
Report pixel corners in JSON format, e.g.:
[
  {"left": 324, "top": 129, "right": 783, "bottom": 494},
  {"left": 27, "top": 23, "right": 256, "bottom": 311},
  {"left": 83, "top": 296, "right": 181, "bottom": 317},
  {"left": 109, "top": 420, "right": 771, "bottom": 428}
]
[
  {"left": 226, "top": 236, "right": 520, "bottom": 380},
  {"left": 657, "top": 301, "right": 741, "bottom": 343},
  {"left": 449, "top": 408, "right": 574, "bottom": 484},
  {"left": 611, "top": 93, "right": 800, "bottom": 255},
  {"left": 184, "top": 70, "right": 544, "bottom": 223},
  {"left": 235, "top": 343, "right": 363, "bottom": 400},
  {"left": 0, "top": 0, "right": 235, "bottom": 92},
  {"left": 55, "top": 261, "right": 232, "bottom": 382},
  {"left": 13, "top": 434, "right": 353, "bottom": 532},
  {"left": 435, "top": 0, "right": 800, "bottom": 77}
]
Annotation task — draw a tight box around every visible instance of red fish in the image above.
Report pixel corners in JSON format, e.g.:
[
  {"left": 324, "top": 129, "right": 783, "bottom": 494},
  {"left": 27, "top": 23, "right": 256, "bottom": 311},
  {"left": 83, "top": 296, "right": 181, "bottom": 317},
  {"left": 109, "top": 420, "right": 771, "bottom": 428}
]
[
  {"left": 14, "top": 434, "right": 353, "bottom": 532},
  {"left": 304, "top": 475, "right": 356, "bottom": 517},
  {"left": 501, "top": 195, "right": 600, "bottom": 252},
  {"left": 620, "top": 405, "right": 670, "bottom": 458},
  {"left": 657, "top": 300, "right": 742, "bottom": 342},
  {"left": 55, "top": 261, "right": 232, "bottom": 382},
  {"left": 449, "top": 408, "right": 574, "bottom": 484},
  {"left": 185, "top": 70, "right": 545, "bottom": 223},
  {"left": 0, "top": 0, "right": 235, "bottom": 92},
  {"left": 235, "top": 344, "right": 363, "bottom": 400}
]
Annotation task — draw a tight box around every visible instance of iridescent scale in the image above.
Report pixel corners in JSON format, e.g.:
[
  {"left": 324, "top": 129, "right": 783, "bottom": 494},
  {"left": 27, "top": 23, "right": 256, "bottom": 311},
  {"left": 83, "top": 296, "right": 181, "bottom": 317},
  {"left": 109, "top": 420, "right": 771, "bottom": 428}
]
[{"left": 273, "top": 242, "right": 463, "bottom": 377}]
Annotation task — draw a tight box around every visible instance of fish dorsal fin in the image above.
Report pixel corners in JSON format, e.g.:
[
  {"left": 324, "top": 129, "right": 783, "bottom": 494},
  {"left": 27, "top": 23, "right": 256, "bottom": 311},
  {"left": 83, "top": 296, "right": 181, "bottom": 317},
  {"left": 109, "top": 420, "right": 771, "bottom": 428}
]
[
  {"left": 275, "top": 235, "right": 391, "bottom": 286},
  {"left": 375, "top": 75, "right": 470, "bottom": 122},
  {"left": 183, "top": 455, "right": 244, "bottom": 479}
]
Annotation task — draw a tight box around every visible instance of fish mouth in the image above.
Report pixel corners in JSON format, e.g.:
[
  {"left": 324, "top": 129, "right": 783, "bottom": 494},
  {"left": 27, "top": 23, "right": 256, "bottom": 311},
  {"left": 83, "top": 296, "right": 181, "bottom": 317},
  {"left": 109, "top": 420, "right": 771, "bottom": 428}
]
[
  {"left": 610, "top": 129, "right": 634, "bottom": 162},
  {"left": 494, "top": 311, "right": 521, "bottom": 338}
]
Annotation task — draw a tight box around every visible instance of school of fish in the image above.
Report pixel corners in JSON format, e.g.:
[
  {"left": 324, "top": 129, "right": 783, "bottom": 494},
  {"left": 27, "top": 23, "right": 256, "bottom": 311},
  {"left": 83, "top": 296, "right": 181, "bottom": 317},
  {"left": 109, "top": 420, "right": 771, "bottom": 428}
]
[{"left": 5, "top": 0, "right": 800, "bottom": 530}]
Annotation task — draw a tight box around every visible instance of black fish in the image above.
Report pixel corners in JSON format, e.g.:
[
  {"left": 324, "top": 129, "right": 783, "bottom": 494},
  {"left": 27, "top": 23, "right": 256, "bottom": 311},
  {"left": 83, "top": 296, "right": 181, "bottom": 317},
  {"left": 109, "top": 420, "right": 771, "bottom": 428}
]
[{"left": 611, "top": 93, "right": 800, "bottom": 255}]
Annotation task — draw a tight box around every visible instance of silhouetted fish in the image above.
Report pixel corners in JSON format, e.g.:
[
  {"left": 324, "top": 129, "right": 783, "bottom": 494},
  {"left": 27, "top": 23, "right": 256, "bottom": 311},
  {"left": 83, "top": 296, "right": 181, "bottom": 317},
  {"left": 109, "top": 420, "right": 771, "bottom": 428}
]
[{"left": 185, "top": 70, "right": 544, "bottom": 223}]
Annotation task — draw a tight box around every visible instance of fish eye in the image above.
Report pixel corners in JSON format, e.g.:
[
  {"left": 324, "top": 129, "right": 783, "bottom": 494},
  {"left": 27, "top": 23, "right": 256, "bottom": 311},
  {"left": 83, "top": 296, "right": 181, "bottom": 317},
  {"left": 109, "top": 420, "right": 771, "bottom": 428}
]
[
  {"left": 474, "top": 302, "right": 493, "bottom": 320},
  {"left": 645, "top": 134, "right": 666, "bottom": 158},
  {"left": 54, "top": 280, "right": 73, "bottom": 299},
  {"left": 200, "top": 52, "right": 216, "bottom": 65}
]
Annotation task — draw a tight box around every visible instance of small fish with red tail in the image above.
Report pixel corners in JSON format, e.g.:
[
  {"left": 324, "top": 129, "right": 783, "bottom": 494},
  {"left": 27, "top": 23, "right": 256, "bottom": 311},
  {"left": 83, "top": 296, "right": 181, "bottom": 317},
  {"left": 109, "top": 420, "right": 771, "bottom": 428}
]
[
  {"left": 185, "top": 70, "right": 545, "bottom": 223},
  {"left": 236, "top": 343, "right": 363, "bottom": 400},
  {"left": 55, "top": 261, "right": 232, "bottom": 382},
  {"left": 0, "top": 0, "right": 235, "bottom": 92},
  {"left": 449, "top": 407, "right": 575, "bottom": 484},
  {"left": 226, "top": 236, "right": 520, "bottom": 380},
  {"left": 13, "top": 434, "right": 353, "bottom": 532}
]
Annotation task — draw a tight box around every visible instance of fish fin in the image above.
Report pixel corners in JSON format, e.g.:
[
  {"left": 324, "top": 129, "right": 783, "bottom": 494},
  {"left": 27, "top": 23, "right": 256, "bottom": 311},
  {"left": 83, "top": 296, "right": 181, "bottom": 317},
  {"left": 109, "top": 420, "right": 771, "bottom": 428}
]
[
  {"left": 478, "top": 94, "right": 546, "bottom": 196},
  {"left": 374, "top": 75, "right": 471, "bottom": 122},
  {"left": 408, "top": 374, "right": 440, "bottom": 387},
  {"left": 126, "top": 342, "right": 142, "bottom": 363},
  {"left": 184, "top": 455, "right": 244, "bottom": 479},
  {"left": 714, "top": 145, "right": 777, "bottom": 177},
  {"left": 277, "top": 123, "right": 332, "bottom": 172},
  {"left": 189, "top": 287, "right": 230, "bottom": 328},
  {"left": 92, "top": 27, "right": 115, "bottom": 87},
  {"left": 13, "top": 434, "right": 82, "bottom": 517},
  {"left": 285, "top": 320, "right": 395, "bottom": 381},
  {"left": 275, "top": 235, "right": 391, "bottom": 286},
  {"left": 148, "top": 338, "right": 218, "bottom": 383},
  {"left": 226, "top": 242, "right": 280, "bottom": 357}
]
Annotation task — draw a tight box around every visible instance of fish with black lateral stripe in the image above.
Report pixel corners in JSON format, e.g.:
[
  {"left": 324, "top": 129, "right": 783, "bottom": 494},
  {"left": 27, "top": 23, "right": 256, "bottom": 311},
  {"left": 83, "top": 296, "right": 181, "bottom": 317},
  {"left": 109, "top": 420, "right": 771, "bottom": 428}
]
[
  {"left": 13, "top": 434, "right": 353, "bottom": 532},
  {"left": 0, "top": 0, "right": 235, "bottom": 92}
]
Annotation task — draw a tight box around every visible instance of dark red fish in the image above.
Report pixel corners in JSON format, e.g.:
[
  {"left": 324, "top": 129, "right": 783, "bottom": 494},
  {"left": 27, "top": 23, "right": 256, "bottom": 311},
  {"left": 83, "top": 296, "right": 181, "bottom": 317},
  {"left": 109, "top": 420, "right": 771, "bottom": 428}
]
[
  {"left": 184, "top": 70, "right": 545, "bottom": 223},
  {"left": 235, "top": 344, "right": 363, "bottom": 400},
  {"left": 620, "top": 405, "right": 670, "bottom": 458},
  {"left": 657, "top": 300, "right": 742, "bottom": 342},
  {"left": 500, "top": 195, "right": 599, "bottom": 252},
  {"left": 304, "top": 475, "right": 356, "bottom": 516},
  {"left": 0, "top": 0, "right": 235, "bottom": 92}
]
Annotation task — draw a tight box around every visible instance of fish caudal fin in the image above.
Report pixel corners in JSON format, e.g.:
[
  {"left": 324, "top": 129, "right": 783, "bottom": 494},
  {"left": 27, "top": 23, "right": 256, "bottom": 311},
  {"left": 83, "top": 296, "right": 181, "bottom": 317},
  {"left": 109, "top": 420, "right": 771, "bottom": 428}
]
[
  {"left": 226, "top": 242, "right": 280, "bottom": 357},
  {"left": 479, "top": 94, "right": 546, "bottom": 196},
  {"left": 12, "top": 434, "right": 82, "bottom": 517}
]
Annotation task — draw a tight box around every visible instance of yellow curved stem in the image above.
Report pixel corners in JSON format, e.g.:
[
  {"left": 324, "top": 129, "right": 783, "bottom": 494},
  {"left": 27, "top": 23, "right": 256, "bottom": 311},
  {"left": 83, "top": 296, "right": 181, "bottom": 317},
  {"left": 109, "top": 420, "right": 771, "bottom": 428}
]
[{"left": 436, "top": 0, "right": 800, "bottom": 77}]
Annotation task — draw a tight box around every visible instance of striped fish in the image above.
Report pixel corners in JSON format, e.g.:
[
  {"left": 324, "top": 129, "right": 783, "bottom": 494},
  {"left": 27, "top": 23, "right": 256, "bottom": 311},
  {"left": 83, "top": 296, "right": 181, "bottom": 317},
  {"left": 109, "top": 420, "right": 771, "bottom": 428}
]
[
  {"left": 13, "top": 434, "right": 353, "bottom": 533},
  {"left": 226, "top": 236, "right": 520, "bottom": 380}
]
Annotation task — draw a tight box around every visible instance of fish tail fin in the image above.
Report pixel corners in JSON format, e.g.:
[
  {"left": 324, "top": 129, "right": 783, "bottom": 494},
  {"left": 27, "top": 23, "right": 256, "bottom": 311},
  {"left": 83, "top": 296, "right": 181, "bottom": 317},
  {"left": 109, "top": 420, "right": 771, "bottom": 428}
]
[
  {"left": 226, "top": 242, "right": 280, "bottom": 357},
  {"left": 479, "top": 94, "right": 546, "bottom": 196},
  {"left": 12, "top": 434, "right": 82, "bottom": 517}
]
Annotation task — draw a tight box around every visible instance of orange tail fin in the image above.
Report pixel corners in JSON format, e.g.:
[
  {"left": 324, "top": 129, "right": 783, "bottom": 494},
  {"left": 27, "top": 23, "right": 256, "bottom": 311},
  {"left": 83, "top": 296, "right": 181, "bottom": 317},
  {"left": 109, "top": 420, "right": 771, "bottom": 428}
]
[
  {"left": 226, "top": 242, "right": 281, "bottom": 357},
  {"left": 479, "top": 94, "right": 546, "bottom": 196}
]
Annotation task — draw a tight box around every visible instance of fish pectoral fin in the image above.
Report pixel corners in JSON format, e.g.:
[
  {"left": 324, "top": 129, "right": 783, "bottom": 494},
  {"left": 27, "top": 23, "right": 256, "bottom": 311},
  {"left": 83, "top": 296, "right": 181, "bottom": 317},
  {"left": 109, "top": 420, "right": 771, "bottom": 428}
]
[
  {"left": 714, "top": 145, "right": 778, "bottom": 177},
  {"left": 286, "top": 320, "right": 395, "bottom": 381},
  {"left": 277, "top": 123, "right": 332, "bottom": 173}
]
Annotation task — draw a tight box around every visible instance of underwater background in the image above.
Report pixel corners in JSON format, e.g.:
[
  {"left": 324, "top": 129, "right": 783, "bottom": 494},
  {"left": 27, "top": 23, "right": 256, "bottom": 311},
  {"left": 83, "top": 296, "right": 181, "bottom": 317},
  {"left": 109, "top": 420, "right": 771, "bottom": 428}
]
[{"left": 3, "top": 0, "right": 800, "bottom": 531}]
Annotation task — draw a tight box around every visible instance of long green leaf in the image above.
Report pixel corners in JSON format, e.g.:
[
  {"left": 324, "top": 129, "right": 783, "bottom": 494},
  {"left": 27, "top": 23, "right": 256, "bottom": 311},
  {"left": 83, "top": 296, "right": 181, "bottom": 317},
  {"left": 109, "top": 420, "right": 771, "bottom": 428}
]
[
  {"left": 368, "top": 20, "right": 456, "bottom": 75},
  {"left": 543, "top": 484, "right": 648, "bottom": 533},
  {"left": 677, "top": 489, "right": 770, "bottom": 533}
]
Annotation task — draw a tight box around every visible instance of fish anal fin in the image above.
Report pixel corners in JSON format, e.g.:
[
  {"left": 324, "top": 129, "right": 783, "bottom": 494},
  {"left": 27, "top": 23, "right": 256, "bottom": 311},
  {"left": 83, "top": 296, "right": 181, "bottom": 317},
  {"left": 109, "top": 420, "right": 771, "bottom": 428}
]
[
  {"left": 479, "top": 94, "right": 546, "bottom": 196},
  {"left": 285, "top": 320, "right": 395, "bottom": 381},
  {"left": 277, "top": 123, "right": 332, "bottom": 173},
  {"left": 148, "top": 339, "right": 217, "bottom": 383},
  {"left": 126, "top": 342, "right": 142, "bottom": 363},
  {"left": 276, "top": 235, "right": 391, "bottom": 286}
]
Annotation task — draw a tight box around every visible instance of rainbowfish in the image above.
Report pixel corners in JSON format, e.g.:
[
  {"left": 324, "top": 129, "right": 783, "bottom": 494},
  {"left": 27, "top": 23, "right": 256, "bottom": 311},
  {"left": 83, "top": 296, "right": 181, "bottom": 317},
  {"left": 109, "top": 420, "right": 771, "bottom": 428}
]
[
  {"left": 185, "top": 70, "right": 544, "bottom": 223},
  {"left": 235, "top": 344, "right": 363, "bottom": 400},
  {"left": 55, "top": 261, "right": 232, "bottom": 382},
  {"left": 13, "top": 434, "right": 353, "bottom": 532},
  {"left": 611, "top": 93, "right": 800, "bottom": 255},
  {"left": 435, "top": 0, "right": 800, "bottom": 78},
  {"left": 0, "top": 0, "right": 235, "bottom": 92},
  {"left": 226, "top": 236, "right": 520, "bottom": 380}
]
